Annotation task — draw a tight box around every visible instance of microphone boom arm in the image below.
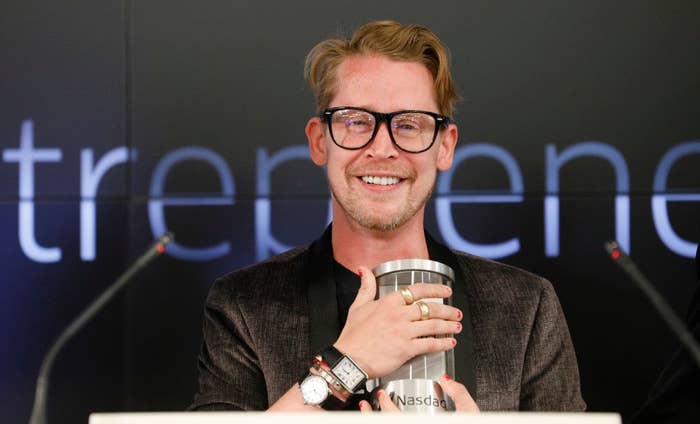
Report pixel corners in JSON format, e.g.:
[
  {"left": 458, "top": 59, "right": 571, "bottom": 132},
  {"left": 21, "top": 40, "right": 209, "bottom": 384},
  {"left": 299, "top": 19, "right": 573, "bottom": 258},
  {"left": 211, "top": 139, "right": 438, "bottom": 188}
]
[
  {"left": 28, "top": 232, "right": 173, "bottom": 424},
  {"left": 605, "top": 240, "right": 700, "bottom": 371}
]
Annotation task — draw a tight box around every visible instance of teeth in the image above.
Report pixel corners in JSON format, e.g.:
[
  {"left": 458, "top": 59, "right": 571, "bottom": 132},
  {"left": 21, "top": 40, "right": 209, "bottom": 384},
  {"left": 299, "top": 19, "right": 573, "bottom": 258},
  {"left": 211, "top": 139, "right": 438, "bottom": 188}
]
[{"left": 361, "top": 176, "right": 400, "bottom": 185}]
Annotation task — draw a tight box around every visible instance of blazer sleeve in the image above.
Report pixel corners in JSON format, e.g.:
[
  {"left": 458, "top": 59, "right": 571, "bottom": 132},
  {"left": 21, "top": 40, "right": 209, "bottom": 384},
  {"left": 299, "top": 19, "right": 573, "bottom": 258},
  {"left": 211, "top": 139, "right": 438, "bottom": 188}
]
[
  {"left": 519, "top": 279, "right": 587, "bottom": 411},
  {"left": 189, "top": 277, "right": 269, "bottom": 410}
]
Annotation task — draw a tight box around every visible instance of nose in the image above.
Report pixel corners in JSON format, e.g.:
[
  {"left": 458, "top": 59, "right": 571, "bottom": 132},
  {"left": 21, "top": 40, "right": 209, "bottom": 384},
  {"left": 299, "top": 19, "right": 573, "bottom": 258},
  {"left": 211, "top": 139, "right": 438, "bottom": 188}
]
[{"left": 366, "top": 121, "right": 398, "bottom": 158}]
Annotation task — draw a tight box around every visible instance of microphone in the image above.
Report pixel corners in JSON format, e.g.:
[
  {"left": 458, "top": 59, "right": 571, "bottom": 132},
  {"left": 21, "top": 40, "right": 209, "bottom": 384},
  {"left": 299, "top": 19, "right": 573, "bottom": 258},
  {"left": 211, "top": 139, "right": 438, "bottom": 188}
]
[
  {"left": 29, "top": 232, "right": 174, "bottom": 424},
  {"left": 604, "top": 240, "right": 700, "bottom": 370}
]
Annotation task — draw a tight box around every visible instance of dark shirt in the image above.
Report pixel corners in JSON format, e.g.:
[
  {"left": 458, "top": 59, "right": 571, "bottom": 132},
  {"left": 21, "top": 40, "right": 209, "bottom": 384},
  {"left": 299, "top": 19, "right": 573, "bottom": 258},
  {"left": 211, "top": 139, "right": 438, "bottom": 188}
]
[
  {"left": 332, "top": 260, "right": 365, "bottom": 409},
  {"left": 333, "top": 260, "right": 360, "bottom": 328}
]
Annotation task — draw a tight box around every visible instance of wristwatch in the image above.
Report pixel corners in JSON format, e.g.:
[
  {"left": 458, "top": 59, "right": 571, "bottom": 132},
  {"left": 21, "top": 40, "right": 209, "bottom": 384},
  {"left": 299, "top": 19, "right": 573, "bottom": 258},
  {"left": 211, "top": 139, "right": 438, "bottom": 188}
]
[
  {"left": 320, "top": 346, "right": 368, "bottom": 393},
  {"left": 299, "top": 372, "right": 345, "bottom": 409}
]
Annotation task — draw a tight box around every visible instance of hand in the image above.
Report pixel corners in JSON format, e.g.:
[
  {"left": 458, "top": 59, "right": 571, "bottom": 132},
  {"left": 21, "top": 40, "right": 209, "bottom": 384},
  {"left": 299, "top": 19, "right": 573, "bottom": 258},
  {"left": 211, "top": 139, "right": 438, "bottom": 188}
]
[
  {"left": 358, "top": 375, "right": 480, "bottom": 412},
  {"left": 334, "top": 266, "right": 463, "bottom": 379}
]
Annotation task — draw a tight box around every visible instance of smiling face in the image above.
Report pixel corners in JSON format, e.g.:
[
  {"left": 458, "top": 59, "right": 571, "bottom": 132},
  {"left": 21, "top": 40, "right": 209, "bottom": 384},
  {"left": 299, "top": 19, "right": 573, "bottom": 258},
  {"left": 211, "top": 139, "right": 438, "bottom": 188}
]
[{"left": 307, "top": 54, "right": 457, "bottom": 232}]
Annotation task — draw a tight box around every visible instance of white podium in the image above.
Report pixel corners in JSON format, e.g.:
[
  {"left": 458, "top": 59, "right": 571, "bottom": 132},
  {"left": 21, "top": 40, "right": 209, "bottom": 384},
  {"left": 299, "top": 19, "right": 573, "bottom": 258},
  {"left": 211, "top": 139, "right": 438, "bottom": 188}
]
[{"left": 90, "top": 411, "right": 621, "bottom": 424}]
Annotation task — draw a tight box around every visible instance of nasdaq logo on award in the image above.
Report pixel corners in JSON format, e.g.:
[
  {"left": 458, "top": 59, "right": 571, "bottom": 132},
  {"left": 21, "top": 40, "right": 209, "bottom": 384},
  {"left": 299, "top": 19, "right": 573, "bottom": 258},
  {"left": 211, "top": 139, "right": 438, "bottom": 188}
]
[{"left": 2, "top": 119, "right": 699, "bottom": 263}]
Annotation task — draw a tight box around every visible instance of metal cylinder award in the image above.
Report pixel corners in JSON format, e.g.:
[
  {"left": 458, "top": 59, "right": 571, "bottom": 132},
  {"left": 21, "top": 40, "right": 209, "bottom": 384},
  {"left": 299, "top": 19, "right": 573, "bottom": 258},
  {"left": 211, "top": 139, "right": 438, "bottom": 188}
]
[{"left": 369, "top": 259, "right": 456, "bottom": 413}]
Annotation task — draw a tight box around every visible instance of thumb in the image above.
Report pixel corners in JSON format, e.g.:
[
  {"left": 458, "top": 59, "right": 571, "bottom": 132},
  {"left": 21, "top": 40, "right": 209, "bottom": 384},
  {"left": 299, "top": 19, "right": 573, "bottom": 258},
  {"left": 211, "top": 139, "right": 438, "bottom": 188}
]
[{"left": 349, "top": 266, "right": 376, "bottom": 309}]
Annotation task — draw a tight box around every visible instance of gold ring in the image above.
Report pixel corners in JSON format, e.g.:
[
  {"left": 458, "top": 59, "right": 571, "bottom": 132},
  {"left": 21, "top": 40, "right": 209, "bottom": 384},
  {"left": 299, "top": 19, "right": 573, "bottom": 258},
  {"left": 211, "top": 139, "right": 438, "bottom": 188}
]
[
  {"left": 400, "top": 288, "right": 414, "bottom": 305},
  {"left": 416, "top": 301, "right": 430, "bottom": 321}
]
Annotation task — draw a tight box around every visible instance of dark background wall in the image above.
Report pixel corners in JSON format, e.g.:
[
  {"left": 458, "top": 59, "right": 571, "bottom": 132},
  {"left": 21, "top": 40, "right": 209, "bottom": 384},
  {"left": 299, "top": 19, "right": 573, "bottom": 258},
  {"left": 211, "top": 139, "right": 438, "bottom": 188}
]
[{"left": 1, "top": 1, "right": 698, "bottom": 423}]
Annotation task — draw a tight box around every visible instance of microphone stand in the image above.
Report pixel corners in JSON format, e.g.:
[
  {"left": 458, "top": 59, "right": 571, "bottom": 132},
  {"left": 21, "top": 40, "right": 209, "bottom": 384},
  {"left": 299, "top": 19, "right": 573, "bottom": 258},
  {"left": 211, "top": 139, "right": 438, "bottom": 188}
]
[
  {"left": 604, "top": 240, "right": 700, "bottom": 370},
  {"left": 28, "top": 233, "right": 173, "bottom": 424}
]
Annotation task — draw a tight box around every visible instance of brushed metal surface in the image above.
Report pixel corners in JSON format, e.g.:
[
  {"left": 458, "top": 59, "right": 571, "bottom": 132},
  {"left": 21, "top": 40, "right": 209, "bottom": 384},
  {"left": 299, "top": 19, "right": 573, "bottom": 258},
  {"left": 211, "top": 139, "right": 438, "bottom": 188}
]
[
  {"left": 369, "top": 260, "right": 456, "bottom": 412},
  {"left": 372, "top": 259, "right": 455, "bottom": 281}
]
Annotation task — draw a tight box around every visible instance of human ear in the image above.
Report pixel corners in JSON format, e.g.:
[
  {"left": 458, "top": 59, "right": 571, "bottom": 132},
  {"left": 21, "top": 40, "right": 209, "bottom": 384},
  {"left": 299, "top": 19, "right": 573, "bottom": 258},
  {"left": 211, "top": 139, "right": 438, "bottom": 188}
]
[
  {"left": 306, "top": 117, "right": 327, "bottom": 166},
  {"left": 436, "top": 123, "right": 458, "bottom": 171}
]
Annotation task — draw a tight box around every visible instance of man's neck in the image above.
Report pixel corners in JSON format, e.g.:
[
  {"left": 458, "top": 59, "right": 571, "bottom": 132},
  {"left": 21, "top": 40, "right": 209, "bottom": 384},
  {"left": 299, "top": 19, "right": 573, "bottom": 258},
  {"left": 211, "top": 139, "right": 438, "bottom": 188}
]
[{"left": 331, "top": 207, "right": 429, "bottom": 273}]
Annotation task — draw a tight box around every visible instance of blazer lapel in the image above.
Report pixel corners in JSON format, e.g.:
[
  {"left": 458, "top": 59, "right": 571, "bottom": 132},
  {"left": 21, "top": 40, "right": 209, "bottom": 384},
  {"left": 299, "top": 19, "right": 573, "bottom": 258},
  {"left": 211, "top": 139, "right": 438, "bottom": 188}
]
[{"left": 306, "top": 225, "right": 341, "bottom": 355}]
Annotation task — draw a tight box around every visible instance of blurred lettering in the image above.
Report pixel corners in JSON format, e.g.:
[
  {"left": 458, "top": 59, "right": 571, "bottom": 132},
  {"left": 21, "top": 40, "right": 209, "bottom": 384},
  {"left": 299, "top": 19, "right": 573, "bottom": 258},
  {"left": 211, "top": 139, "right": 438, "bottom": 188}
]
[
  {"left": 2, "top": 120, "right": 63, "bottom": 262},
  {"left": 2, "top": 121, "right": 697, "bottom": 263},
  {"left": 545, "top": 142, "right": 630, "bottom": 257},
  {"left": 255, "top": 146, "right": 332, "bottom": 261},
  {"left": 148, "top": 147, "right": 235, "bottom": 261},
  {"left": 435, "top": 143, "right": 523, "bottom": 259},
  {"left": 80, "top": 147, "right": 133, "bottom": 260},
  {"left": 652, "top": 142, "right": 700, "bottom": 258}
]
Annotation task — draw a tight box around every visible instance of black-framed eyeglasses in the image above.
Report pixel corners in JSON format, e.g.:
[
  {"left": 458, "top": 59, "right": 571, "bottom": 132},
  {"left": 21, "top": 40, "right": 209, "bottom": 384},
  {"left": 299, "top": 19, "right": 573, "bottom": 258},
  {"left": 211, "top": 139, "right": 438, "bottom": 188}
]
[{"left": 320, "top": 106, "right": 451, "bottom": 153}]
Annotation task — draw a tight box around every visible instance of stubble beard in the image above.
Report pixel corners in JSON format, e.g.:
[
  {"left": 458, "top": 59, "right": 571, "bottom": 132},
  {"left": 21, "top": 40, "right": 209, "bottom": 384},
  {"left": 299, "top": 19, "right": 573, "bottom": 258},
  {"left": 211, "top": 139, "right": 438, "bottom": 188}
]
[{"left": 329, "top": 173, "right": 435, "bottom": 232}]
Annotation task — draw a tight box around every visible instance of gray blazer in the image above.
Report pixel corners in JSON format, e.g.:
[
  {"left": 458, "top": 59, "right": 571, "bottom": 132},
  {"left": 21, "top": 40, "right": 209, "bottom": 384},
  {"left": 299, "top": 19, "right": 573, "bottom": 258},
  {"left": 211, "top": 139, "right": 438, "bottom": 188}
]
[{"left": 190, "top": 227, "right": 585, "bottom": 411}]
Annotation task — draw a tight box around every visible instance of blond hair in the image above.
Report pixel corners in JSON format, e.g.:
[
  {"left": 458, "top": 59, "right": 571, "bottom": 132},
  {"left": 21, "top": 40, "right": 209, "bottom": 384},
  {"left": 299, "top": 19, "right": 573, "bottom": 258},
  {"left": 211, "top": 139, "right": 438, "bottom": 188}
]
[{"left": 304, "top": 21, "right": 460, "bottom": 118}]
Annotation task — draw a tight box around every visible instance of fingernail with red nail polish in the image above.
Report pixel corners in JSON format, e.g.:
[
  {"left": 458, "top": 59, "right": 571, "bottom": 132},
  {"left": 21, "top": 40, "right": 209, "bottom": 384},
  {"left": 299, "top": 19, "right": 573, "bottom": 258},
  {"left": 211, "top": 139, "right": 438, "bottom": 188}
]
[
  {"left": 442, "top": 374, "right": 452, "bottom": 381},
  {"left": 456, "top": 322, "right": 462, "bottom": 331},
  {"left": 457, "top": 310, "right": 462, "bottom": 320},
  {"left": 377, "top": 390, "right": 382, "bottom": 399},
  {"left": 451, "top": 338, "right": 457, "bottom": 346},
  {"left": 358, "top": 270, "right": 363, "bottom": 277}
]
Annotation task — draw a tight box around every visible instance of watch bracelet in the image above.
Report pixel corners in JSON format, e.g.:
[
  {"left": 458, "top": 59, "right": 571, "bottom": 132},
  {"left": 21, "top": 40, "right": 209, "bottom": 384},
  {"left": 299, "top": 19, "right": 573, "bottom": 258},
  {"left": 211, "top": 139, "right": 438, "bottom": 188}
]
[{"left": 312, "top": 362, "right": 351, "bottom": 400}]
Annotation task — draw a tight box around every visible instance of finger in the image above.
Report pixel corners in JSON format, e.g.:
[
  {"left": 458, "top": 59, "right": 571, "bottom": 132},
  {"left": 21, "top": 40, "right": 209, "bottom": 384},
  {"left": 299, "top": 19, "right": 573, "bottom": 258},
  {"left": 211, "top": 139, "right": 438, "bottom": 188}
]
[
  {"left": 402, "top": 301, "right": 462, "bottom": 322},
  {"left": 439, "top": 374, "right": 479, "bottom": 412},
  {"left": 350, "top": 266, "right": 377, "bottom": 309},
  {"left": 391, "top": 283, "right": 452, "bottom": 306},
  {"left": 359, "top": 400, "right": 373, "bottom": 412},
  {"left": 377, "top": 390, "right": 399, "bottom": 412},
  {"left": 409, "top": 320, "right": 462, "bottom": 338},
  {"left": 410, "top": 337, "right": 456, "bottom": 356}
]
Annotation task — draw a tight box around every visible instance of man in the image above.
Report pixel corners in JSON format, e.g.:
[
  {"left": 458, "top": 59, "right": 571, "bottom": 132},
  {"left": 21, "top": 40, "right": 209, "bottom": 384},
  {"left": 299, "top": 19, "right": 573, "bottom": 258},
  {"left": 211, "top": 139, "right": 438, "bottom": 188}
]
[{"left": 190, "top": 21, "right": 585, "bottom": 412}]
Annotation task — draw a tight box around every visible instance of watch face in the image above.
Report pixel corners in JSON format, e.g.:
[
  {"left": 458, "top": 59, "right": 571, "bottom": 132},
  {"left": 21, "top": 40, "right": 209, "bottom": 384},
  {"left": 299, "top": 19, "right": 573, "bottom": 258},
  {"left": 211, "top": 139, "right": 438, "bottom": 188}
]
[
  {"left": 332, "top": 357, "right": 366, "bottom": 390},
  {"left": 300, "top": 375, "right": 328, "bottom": 405}
]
